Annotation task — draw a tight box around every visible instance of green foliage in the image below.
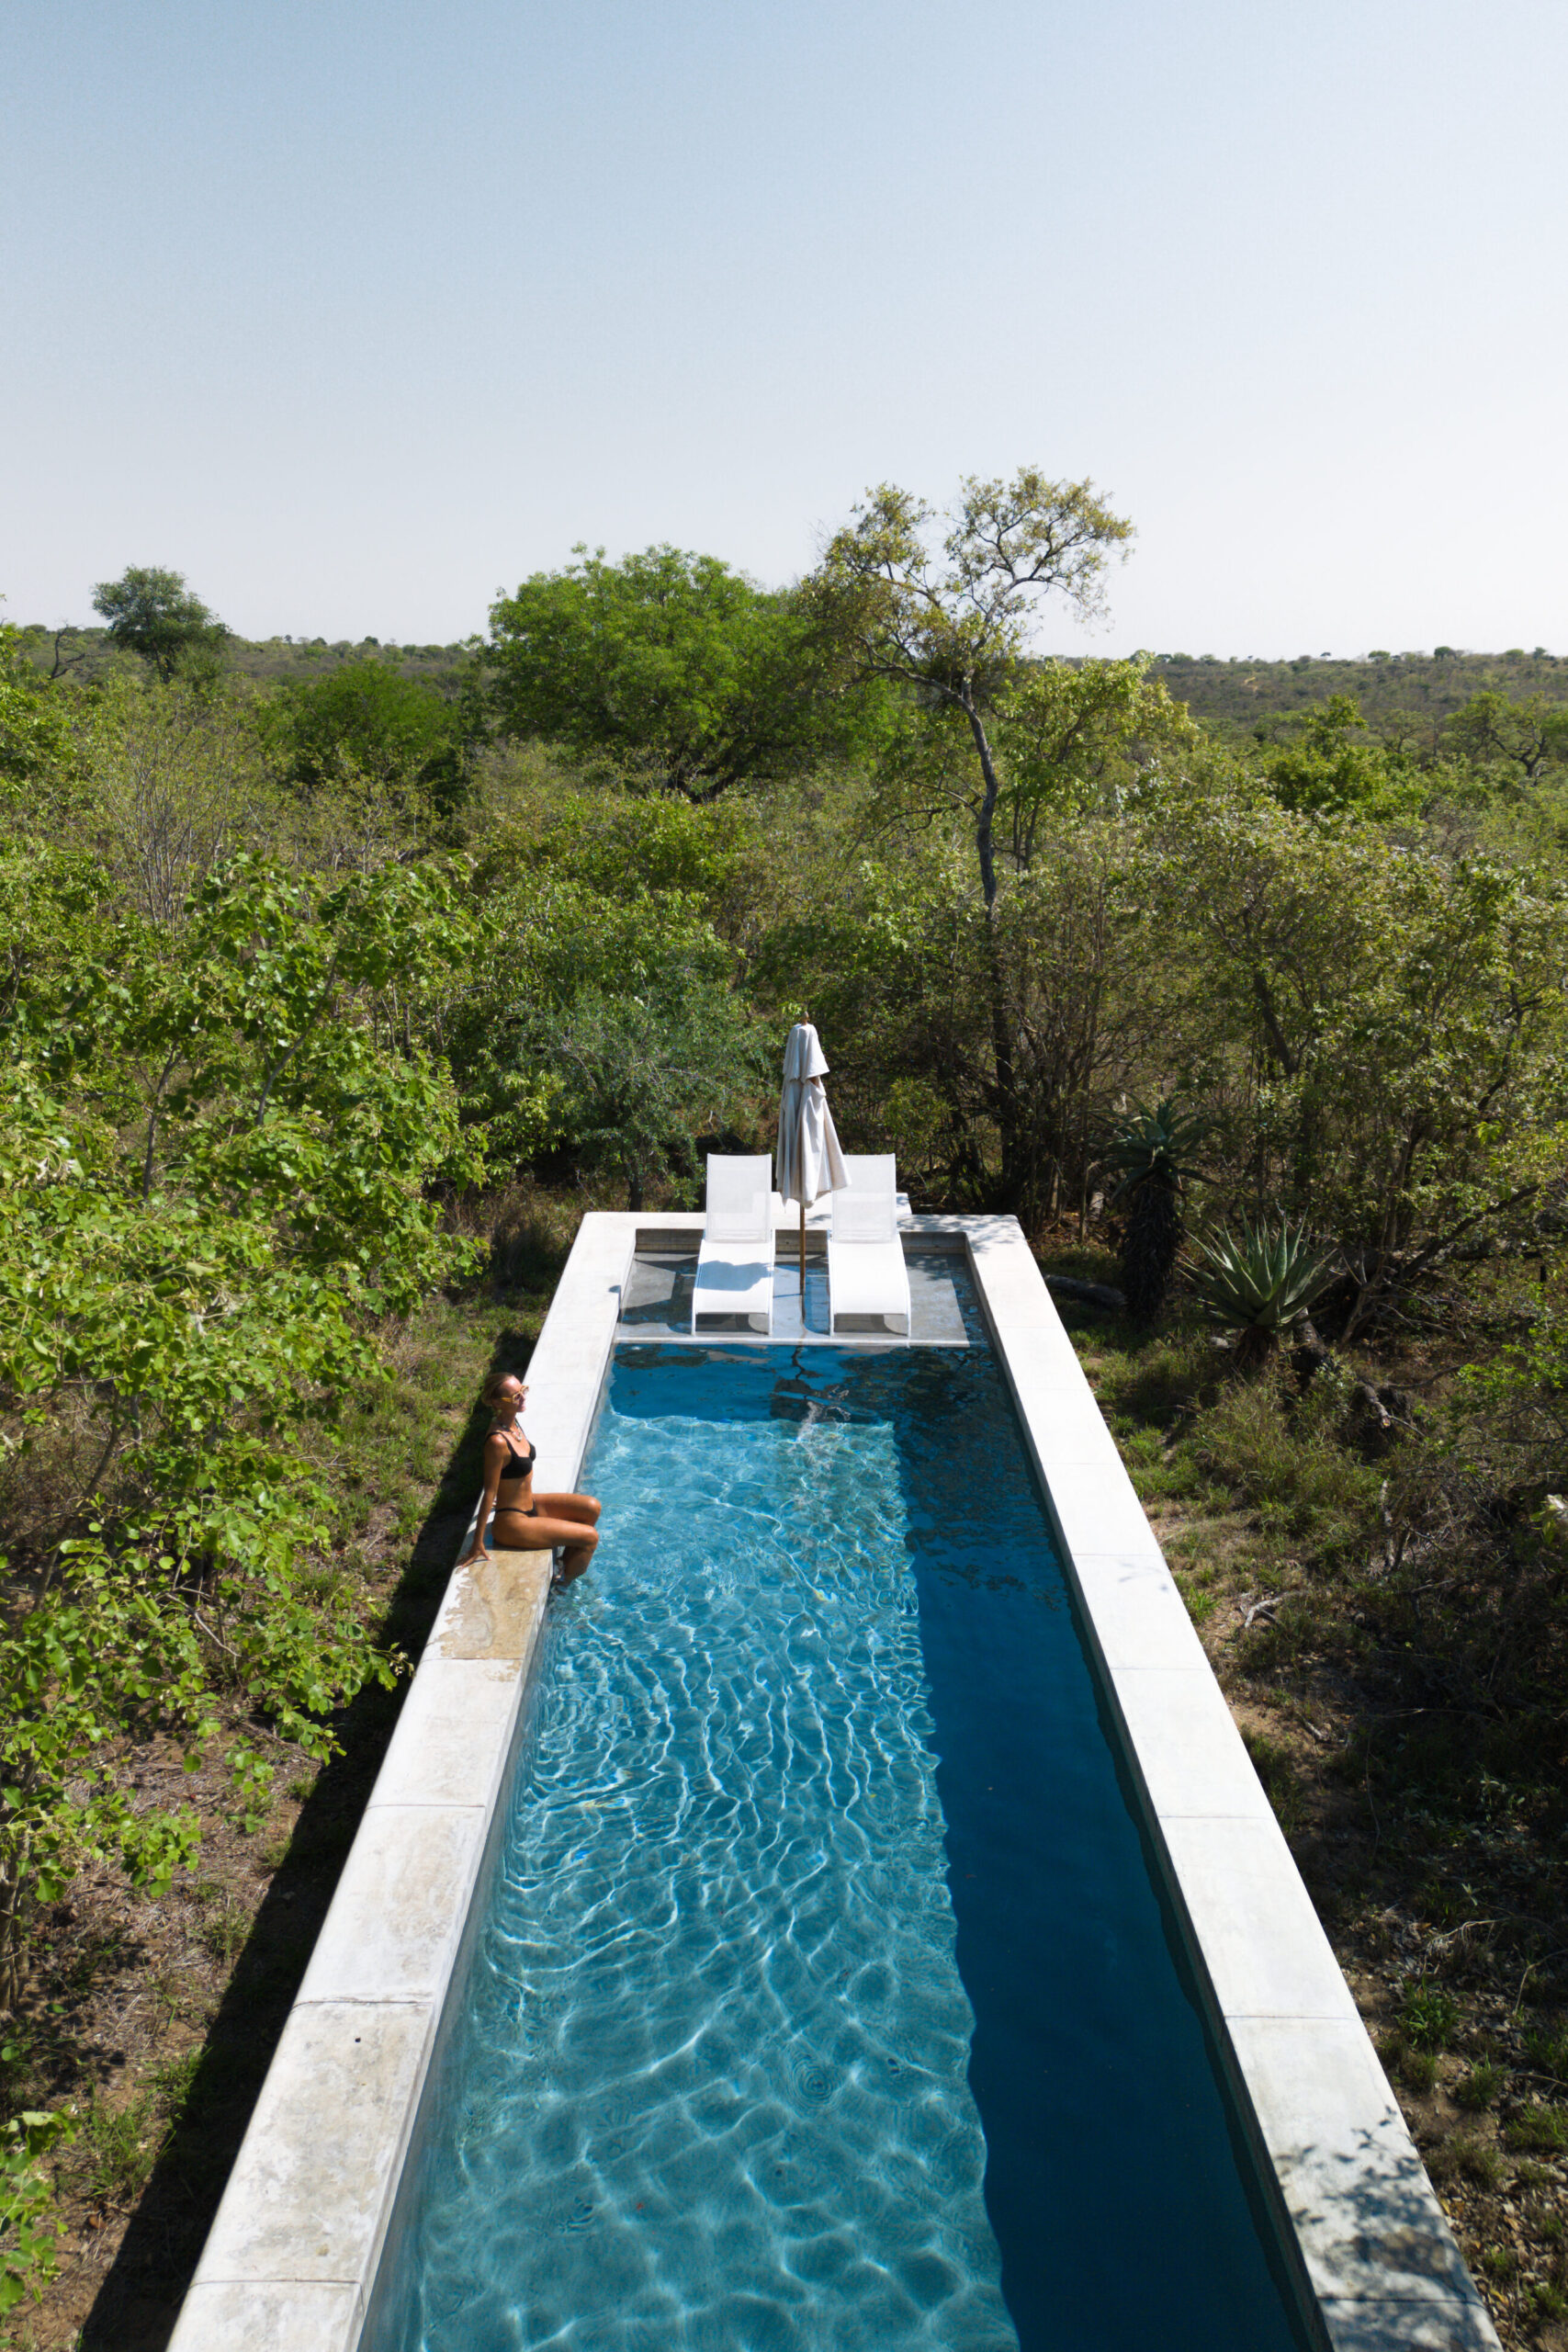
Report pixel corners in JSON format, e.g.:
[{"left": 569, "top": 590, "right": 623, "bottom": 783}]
[
  {"left": 0, "top": 2107, "right": 75, "bottom": 2315},
  {"left": 1444, "top": 690, "right": 1568, "bottom": 785},
  {"left": 1504, "top": 2102, "right": 1568, "bottom": 2154},
  {"left": 1454, "top": 2060, "right": 1506, "bottom": 2109},
  {"left": 90, "top": 566, "right": 228, "bottom": 684},
  {"left": 0, "top": 845, "right": 481, "bottom": 1994},
  {"left": 545, "top": 979, "right": 765, "bottom": 1210},
  {"left": 1190, "top": 1216, "right": 1337, "bottom": 1363},
  {"left": 263, "top": 656, "right": 476, "bottom": 820},
  {"left": 68, "top": 673, "right": 275, "bottom": 921},
  {"left": 1156, "top": 794, "right": 1568, "bottom": 1296},
  {"left": 1105, "top": 1099, "right": 1206, "bottom": 1200},
  {"left": 488, "top": 545, "right": 869, "bottom": 799},
  {"left": 1105, "top": 1099, "right": 1206, "bottom": 1327},
  {"left": 1251, "top": 695, "right": 1426, "bottom": 820},
  {"left": 1522, "top": 2024, "right": 1568, "bottom": 2086},
  {"left": 1192, "top": 1368, "right": 1379, "bottom": 1544},
  {"left": 0, "top": 626, "right": 73, "bottom": 799}
]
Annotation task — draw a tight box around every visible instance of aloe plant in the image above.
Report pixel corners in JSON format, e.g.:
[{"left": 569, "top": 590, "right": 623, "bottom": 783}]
[
  {"left": 1104, "top": 1098, "right": 1206, "bottom": 1324},
  {"left": 1190, "top": 1215, "right": 1338, "bottom": 1367}
]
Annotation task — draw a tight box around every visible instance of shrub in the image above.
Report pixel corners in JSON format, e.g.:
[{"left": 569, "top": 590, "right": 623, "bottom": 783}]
[{"left": 1190, "top": 1216, "right": 1337, "bottom": 1368}]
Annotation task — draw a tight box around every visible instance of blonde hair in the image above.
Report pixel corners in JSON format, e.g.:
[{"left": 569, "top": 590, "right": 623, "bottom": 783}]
[{"left": 481, "top": 1371, "right": 521, "bottom": 1415}]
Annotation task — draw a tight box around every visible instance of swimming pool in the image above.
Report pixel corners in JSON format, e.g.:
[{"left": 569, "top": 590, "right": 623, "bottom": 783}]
[{"left": 366, "top": 1338, "right": 1309, "bottom": 2352}]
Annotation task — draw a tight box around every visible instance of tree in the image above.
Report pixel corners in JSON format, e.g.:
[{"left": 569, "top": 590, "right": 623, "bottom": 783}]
[
  {"left": 1105, "top": 1098, "right": 1207, "bottom": 1324},
  {"left": 90, "top": 566, "right": 229, "bottom": 684},
  {"left": 807, "top": 471, "right": 1134, "bottom": 1204},
  {"left": 0, "top": 846, "right": 481, "bottom": 1997},
  {"left": 1443, "top": 691, "right": 1568, "bottom": 785},
  {"left": 0, "top": 622, "right": 73, "bottom": 797},
  {"left": 1250, "top": 695, "right": 1425, "bottom": 820},
  {"left": 487, "top": 544, "right": 873, "bottom": 799},
  {"left": 265, "top": 658, "right": 475, "bottom": 817}
]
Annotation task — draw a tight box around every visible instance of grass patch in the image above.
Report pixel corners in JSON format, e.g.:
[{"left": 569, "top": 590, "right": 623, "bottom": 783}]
[
  {"left": 80, "top": 2093, "right": 164, "bottom": 2207},
  {"left": 1454, "top": 2061, "right": 1506, "bottom": 2111},
  {"left": 1503, "top": 2102, "right": 1568, "bottom": 2154},
  {"left": 1400, "top": 1982, "right": 1461, "bottom": 2052},
  {"left": 1191, "top": 1368, "right": 1381, "bottom": 1552}
]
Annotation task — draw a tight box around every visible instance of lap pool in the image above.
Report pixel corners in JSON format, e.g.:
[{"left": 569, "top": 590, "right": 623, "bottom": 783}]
[{"left": 366, "top": 1338, "right": 1309, "bottom": 2352}]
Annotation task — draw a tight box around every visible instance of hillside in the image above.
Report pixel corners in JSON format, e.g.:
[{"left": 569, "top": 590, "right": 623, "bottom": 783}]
[
  {"left": 1148, "top": 648, "right": 1568, "bottom": 739},
  {"left": 14, "top": 623, "right": 476, "bottom": 695}
]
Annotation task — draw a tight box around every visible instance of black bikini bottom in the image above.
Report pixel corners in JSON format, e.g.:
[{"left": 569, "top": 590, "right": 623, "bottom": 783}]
[{"left": 497, "top": 1497, "right": 539, "bottom": 1519}]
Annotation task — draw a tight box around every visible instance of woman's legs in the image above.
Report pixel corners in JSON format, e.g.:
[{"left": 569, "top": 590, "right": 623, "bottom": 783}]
[{"left": 491, "top": 1494, "right": 601, "bottom": 1583}]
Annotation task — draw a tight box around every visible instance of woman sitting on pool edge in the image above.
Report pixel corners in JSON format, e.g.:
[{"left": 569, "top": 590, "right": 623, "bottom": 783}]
[{"left": 457, "top": 1372, "right": 601, "bottom": 1585}]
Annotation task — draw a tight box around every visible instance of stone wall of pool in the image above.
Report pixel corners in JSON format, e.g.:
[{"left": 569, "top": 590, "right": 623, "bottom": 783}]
[{"left": 165, "top": 1211, "right": 1501, "bottom": 2352}]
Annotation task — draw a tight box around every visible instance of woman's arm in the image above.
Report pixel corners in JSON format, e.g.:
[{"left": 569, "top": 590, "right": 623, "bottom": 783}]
[{"left": 457, "top": 1437, "right": 503, "bottom": 1567}]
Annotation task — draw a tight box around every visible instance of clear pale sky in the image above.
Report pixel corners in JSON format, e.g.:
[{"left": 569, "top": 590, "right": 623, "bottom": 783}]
[{"left": 5, "top": 0, "right": 1563, "bottom": 655}]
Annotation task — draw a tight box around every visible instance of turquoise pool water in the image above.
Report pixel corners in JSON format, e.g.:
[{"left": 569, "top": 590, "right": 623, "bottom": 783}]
[{"left": 367, "top": 1341, "right": 1309, "bottom": 2351}]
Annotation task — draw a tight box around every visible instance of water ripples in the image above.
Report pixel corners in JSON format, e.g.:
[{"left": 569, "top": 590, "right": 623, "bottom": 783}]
[{"left": 389, "top": 1380, "right": 1017, "bottom": 2350}]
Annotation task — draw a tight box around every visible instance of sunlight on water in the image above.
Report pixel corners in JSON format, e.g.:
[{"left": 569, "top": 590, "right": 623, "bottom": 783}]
[{"left": 370, "top": 1341, "right": 1306, "bottom": 2352}]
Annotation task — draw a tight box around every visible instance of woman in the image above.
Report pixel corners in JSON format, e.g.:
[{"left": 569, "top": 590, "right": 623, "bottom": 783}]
[{"left": 457, "top": 1371, "right": 601, "bottom": 1584}]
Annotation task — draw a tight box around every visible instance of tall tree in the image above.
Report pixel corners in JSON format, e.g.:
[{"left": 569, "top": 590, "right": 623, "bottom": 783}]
[
  {"left": 265, "top": 657, "right": 474, "bottom": 818},
  {"left": 487, "top": 544, "right": 874, "bottom": 799},
  {"left": 91, "top": 566, "right": 229, "bottom": 683},
  {"left": 807, "top": 470, "right": 1134, "bottom": 1204}
]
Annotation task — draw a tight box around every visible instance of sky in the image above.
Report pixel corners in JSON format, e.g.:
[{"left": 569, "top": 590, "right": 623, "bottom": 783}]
[{"left": 4, "top": 0, "right": 1564, "bottom": 656}]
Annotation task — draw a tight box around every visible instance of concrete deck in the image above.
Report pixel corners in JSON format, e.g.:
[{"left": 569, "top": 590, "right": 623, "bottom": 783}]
[{"left": 168, "top": 1211, "right": 1500, "bottom": 2352}]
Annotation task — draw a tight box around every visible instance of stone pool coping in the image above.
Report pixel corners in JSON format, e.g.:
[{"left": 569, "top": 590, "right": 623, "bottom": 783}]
[{"left": 168, "top": 1211, "right": 1499, "bottom": 2352}]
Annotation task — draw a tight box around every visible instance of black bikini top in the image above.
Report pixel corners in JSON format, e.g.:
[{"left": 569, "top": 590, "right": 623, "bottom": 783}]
[{"left": 494, "top": 1431, "right": 536, "bottom": 1483}]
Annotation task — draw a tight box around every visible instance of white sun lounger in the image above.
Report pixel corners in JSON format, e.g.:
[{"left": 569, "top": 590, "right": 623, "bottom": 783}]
[
  {"left": 692, "top": 1154, "right": 776, "bottom": 1334},
  {"left": 828, "top": 1153, "right": 911, "bottom": 1336}
]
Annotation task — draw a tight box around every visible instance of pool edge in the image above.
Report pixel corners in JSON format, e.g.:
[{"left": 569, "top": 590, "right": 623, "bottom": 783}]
[
  {"left": 164, "top": 1212, "right": 636, "bottom": 2352},
  {"left": 165, "top": 1210, "right": 1502, "bottom": 2352},
  {"left": 963, "top": 1216, "right": 1501, "bottom": 2352}
]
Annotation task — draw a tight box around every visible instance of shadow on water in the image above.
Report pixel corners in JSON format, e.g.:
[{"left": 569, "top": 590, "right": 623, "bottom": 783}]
[
  {"left": 612, "top": 1340, "right": 1315, "bottom": 2352},
  {"left": 81, "top": 1322, "right": 540, "bottom": 2350}
]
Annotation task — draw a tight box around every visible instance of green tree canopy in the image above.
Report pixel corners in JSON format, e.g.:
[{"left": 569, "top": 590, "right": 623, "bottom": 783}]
[
  {"left": 90, "top": 566, "right": 229, "bottom": 683},
  {"left": 487, "top": 544, "right": 874, "bottom": 800},
  {"left": 805, "top": 469, "right": 1134, "bottom": 1207},
  {"left": 1443, "top": 690, "right": 1568, "bottom": 784},
  {"left": 263, "top": 657, "right": 474, "bottom": 816},
  {"left": 1250, "top": 695, "right": 1425, "bottom": 820}
]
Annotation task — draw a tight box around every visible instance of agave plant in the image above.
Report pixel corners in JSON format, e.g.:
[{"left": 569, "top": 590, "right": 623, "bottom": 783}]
[
  {"left": 1104, "top": 1098, "right": 1207, "bottom": 1324},
  {"left": 1190, "top": 1216, "right": 1338, "bottom": 1368}
]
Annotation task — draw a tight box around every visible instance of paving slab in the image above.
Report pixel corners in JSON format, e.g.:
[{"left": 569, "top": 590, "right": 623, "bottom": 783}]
[
  {"left": 1229, "top": 2016, "right": 1486, "bottom": 2311},
  {"left": 195, "top": 2002, "right": 431, "bottom": 2286},
  {"left": 297, "top": 1806, "right": 485, "bottom": 2007},
  {"left": 1111, "top": 1665, "right": 1276, "bottom": 1821},
  {"left": 367, "top": 1656, "right": 525, "bottom": 1811},
  {"left": 168, "top": 2280, "right": 363, "bottom": 2352},
  {"left": 1318, "top": 2295, "right": 1502, "bottom": 2350},
  {"left": 1163, "top": 1814, "right": 1364, "bottom": 2023},
  {"left": 1066, "top": 1553, "right": 1212, "bottom": 1671}
]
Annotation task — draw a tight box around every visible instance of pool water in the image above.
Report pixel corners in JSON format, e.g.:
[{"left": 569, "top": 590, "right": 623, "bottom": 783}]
[{"left": 368, "top": 1342, "right": 1308, "bottom": 2352}]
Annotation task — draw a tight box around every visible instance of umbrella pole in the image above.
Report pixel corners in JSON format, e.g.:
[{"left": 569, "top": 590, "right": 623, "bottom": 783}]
[{"left": 798, "top": 1094, "right": 807, "bottom": 1309}]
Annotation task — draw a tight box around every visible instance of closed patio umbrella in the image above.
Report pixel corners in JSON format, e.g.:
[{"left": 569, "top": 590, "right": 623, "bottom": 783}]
[{"left": 777, "top": 1021, "right": 848, "bottom": 1306}]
